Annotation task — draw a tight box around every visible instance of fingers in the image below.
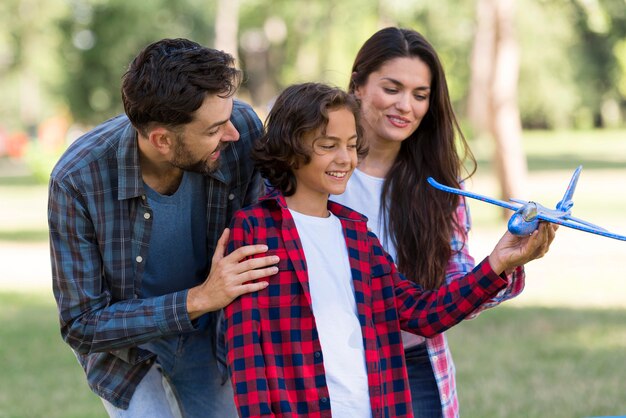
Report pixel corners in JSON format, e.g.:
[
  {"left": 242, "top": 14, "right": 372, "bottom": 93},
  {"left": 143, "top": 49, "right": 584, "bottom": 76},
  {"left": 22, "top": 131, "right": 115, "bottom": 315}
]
[
  {"left": 529, "top": 223, "right": 555, "bottom": 260},
  {"left": 211, "top": 228, "right": 231, "bottom": 263},
  {"left": 226, "top": 241, "right": 271, "bottom": 263},
  {"left": 232, "top": 263, "right": 279, "bottom": 286},
  {"left": 234, "top": 254, "right": 280, "bottom": 274}
]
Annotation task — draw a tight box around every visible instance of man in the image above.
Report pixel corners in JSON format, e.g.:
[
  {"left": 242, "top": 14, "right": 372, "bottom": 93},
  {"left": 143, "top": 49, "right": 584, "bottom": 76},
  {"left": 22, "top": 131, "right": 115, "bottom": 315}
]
[{"left": 48, "top": 38, "right": 277, "bottom": 417}]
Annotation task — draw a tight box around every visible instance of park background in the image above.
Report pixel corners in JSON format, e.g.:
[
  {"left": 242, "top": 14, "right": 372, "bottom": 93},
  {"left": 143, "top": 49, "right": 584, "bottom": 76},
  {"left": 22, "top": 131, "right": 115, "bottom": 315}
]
[{"left": 1, "top": 0, "right": 626, "bottom": 417}]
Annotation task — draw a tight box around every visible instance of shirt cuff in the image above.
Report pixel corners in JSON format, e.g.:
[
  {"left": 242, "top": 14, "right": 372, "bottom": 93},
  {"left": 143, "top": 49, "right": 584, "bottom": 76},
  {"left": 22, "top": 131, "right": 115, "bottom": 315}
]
[
  {"left": 154, "top": 290, "right": 196, "bottom": 334},
  {"left": 474, "top": 257, "right": 509, "bottom": 295}
]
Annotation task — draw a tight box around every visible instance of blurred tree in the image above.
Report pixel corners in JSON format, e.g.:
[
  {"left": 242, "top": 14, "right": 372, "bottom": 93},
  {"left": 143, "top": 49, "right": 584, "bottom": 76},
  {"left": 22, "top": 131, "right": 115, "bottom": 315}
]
[
  {"left": 0, "top": 0, "right": 69, "bottom": 132},
  {"left": 57, "top": 0, "right": 217, "bottom": 124},
  {"left": 215, "top": 0, "right": 240, "bottom": 63},
  {"left": 3, "top": 0, "right": 626, "bottom": 135},
  {"left": 571, "top": 0, "right": 626, "bottom": 127},
  {"left": 469, "top": 0, "right": 527, "bottom": 209}
]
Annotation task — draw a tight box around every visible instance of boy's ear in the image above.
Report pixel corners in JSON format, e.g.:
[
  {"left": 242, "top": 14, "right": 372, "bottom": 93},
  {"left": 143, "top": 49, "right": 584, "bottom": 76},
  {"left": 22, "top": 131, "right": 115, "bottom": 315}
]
[{"left": 147, "top": 127, "right": 174, "bottom": 155}]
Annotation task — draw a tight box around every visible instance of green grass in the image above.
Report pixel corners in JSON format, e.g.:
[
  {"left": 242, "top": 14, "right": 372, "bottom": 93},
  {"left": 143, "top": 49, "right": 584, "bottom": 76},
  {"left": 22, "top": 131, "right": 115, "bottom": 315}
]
[
  {"left": 1, "top": 129, "right": 626, "bottom": 417},
  {"left": 1, "top": 293, "right": 624, "bottom": 417},
  {"left": 447, "top": 306, "right": 626, "bottom": 418},
  {"left": 0, "top": 293, "right": 104, "bottom": 418}
]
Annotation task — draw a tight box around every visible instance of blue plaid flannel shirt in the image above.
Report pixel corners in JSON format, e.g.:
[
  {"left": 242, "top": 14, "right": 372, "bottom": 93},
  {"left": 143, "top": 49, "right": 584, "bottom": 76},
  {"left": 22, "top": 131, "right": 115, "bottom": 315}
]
[{"left": 48, "top": 100, "right": 262, "bottom": 409}]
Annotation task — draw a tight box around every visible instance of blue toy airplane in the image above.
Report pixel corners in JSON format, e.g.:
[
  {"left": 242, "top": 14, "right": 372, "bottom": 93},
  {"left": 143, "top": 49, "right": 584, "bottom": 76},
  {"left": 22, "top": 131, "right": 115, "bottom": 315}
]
[{"left": 427, "top": 165, "right": 626, "bottom": 241}]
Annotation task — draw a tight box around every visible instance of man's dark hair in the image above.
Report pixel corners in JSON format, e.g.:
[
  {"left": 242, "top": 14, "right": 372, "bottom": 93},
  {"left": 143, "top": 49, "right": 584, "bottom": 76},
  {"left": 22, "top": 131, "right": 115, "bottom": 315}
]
[
  {"left": 121, "top": 38, "right": 242, "bottom": 136},
  {"left": 253, "top": 82, "right": 367, "bottom": 196}
]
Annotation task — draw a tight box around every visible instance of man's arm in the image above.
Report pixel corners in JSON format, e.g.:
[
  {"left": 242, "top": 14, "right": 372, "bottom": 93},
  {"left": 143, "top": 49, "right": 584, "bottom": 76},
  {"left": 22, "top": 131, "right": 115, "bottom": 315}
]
[
  {"left": 49, "top": 178, "right": 196, "bottom": 355},
  {"left": 186, "top": 227, "right": 277, "bottom": 320}
]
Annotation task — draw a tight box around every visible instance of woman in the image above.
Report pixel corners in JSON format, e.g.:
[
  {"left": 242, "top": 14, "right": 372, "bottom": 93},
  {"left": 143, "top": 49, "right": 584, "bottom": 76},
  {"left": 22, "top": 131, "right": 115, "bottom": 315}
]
[{"left": 330, "top": 27, "right": 526, "bottom": 418}]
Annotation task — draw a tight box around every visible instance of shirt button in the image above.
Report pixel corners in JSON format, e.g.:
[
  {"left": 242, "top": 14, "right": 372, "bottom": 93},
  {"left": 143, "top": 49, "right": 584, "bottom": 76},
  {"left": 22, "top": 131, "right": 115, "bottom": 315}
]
[
  {"left": 228, "top": 193, "right": 235, "bottom": 200},
  {"left": 136, "top": 256, "right": 143, "bottom": 263},
  {"left": 143, "top": 212, "right": 151, "bottom": 220},
  {"left": 314, "top": 351, "right": 321, "bottom": 358},
  {"left": 141, "top": 195, "right": 147, "bottom": 201},
  {"left": 320, "top": 397, "right": 328, "bottom": 403},
  {"left": 432, "top": 355, "right": 438, "bottom": 361}
]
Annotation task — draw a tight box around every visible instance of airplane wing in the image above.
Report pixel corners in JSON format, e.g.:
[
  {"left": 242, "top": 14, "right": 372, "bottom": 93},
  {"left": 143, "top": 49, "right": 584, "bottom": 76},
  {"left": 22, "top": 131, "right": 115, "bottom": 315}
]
[
  {"left": 536, "top": 212, "right": 626, "bottom": 241},
  {"left": 427, "top": 177, "right": 521, "bottom": 212}
]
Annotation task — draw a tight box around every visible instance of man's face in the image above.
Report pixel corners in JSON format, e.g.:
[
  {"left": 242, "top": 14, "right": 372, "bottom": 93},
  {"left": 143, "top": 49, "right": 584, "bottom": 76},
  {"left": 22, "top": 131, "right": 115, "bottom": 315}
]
[{"left": 170, "top": 95, "right": 240, "bottom": 174}]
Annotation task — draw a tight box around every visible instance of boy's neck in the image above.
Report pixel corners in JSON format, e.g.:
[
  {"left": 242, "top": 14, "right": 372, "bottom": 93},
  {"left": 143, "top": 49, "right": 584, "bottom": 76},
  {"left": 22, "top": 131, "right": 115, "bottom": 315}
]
[{"left": 284, "top": 194, "right": 330, "bottom": 218}]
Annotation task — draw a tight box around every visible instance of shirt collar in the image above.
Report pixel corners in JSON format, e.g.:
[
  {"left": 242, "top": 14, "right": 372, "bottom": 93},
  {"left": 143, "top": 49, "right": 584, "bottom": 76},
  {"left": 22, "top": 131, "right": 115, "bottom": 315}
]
[
  {"left": 114, "top": 118, "right": 229, "bottom": 201},
  {"left": 261, "top": 188, "right": 368, "bottom": 223},
  {"left": 116, "top": 121, "right": 144, "bottom": 201}
]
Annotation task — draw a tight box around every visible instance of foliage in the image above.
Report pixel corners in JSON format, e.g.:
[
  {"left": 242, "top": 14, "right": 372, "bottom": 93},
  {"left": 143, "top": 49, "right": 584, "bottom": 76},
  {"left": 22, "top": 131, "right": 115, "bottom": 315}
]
[
  {"left": 2, "top": 0, "right": 626, "bottom": 130},
  {"left": 56, "top": 0, "right": 218, "bottom": 124},
  {"left": 22, "top": 140, "right": 63, "bottom": 183}
]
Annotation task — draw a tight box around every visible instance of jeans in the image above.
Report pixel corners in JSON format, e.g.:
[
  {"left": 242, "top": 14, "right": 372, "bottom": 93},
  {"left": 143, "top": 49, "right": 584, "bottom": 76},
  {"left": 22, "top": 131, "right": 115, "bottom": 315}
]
[
  {"left": 101, "top": 363, "right": 182, "bottom": 418},
  {"left": 103, "top": 314, "right": 238, "bottom": 418},
  {"left": 405, "top": 342, "right": 443, "bottom": 418}
]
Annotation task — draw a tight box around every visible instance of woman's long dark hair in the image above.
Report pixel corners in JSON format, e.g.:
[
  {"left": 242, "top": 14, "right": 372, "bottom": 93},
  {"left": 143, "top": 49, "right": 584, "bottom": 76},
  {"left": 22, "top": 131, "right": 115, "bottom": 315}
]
[{"left": 350, "top": 27, "right": 476, "bottom": 289}]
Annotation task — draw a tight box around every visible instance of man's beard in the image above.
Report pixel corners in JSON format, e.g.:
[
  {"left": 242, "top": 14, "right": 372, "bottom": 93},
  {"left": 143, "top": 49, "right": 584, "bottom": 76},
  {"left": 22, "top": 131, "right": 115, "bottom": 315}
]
[{"left": 171, "top": 135, "right": 221, "bottom": 175}]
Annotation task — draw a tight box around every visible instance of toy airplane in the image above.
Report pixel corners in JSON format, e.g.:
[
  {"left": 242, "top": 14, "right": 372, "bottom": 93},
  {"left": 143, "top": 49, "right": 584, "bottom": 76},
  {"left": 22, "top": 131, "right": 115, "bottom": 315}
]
[{"left": 427, "top": 165, "right": 626, "bottom": 241}]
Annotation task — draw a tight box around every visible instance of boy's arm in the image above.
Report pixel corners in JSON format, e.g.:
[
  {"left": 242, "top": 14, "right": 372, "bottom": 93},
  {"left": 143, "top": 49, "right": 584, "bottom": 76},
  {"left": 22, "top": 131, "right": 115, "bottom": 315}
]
[
  {"left": 225, "top": 211, "right": 276, "bottom": 417},
  {"left": 368, "top": 232, "right": 507, "bottom": 338},
  {"left": 446, "top": 196, "right": 525, "bottom": 319}
]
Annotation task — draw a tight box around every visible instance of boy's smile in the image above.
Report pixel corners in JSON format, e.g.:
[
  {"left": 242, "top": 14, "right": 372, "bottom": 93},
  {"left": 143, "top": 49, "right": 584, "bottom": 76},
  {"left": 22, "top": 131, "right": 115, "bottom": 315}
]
[{"left": 285, "top": 107, "right": 358, "bottom": 217}]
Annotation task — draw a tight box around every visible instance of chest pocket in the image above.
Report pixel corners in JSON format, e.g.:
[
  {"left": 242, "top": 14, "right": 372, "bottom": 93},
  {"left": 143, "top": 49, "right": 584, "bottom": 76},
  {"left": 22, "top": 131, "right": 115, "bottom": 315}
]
[{"left": 256, "top": 249, "right": 300, "bottom": 307}]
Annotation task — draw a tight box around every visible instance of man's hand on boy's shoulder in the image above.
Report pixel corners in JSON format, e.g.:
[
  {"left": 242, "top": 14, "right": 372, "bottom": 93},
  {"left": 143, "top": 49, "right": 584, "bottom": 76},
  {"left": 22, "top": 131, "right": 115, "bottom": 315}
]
[{"left": 186, "top": 228, "right": 279, "bottom": 319}]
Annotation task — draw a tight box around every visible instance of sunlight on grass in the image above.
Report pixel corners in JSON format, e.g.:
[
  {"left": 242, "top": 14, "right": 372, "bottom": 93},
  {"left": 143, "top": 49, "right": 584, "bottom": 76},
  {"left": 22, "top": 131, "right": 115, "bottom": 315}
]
[
  {"left": 448, "top": 306, "right": 626, "bottom": 418},
  {"left": 0, "top": 293, "right": 103, "bottom": 418}
]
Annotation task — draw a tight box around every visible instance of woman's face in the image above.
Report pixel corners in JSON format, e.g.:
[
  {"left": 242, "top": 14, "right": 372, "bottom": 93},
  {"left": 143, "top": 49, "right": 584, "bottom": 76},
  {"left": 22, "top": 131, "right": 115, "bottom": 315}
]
[{"left": 354, "top": 56, "right": 432, "bottom": 147}]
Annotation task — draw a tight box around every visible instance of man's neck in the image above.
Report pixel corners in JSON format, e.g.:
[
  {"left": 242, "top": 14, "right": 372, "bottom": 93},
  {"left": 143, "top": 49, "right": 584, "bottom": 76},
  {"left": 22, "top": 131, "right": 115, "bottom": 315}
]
[{"left": 137, "top": 135, "right": 184, "bottom": 195}]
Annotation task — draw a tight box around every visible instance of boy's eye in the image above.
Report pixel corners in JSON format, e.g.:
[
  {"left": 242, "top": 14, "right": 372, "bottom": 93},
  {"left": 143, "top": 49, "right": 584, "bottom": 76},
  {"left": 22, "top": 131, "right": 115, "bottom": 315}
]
[{"left": 313, "top": 141, "right": 336, "bottom": 152}]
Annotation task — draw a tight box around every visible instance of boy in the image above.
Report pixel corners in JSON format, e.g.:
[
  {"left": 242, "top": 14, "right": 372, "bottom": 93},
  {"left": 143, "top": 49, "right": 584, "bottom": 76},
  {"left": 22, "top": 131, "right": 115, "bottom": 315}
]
[{"left": 224, "top": 83, "right": 553, "bottom": 417}]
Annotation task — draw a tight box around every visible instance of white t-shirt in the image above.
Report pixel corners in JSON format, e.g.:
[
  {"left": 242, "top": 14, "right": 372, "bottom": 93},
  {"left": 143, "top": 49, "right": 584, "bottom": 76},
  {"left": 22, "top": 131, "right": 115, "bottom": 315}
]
[
  {"left": 289, "top": 209, "right": 372, "bottom": 418},
  {"left": 330, "top": 168, "right": 396, "bottom": 261},
  {"left": 330, "top": 168, "right": 425, "bottom": 348}
]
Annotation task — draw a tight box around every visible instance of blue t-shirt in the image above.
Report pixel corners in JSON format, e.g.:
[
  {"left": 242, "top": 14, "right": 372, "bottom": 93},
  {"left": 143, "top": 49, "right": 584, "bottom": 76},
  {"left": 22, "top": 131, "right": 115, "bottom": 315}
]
[{"left": 142, "top": 171, "right": 208, "bottom": 297}]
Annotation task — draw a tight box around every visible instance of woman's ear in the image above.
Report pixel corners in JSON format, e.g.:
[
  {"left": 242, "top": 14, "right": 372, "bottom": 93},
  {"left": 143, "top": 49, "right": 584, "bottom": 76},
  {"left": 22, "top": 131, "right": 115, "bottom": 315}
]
[{"left": 351, "top": 72, "right": 362, "bottom": 99}]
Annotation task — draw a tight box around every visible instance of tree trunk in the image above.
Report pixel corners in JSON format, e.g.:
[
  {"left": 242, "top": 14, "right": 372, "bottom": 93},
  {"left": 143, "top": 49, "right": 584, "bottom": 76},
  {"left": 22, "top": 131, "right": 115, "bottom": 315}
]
[
  {"left": 214, "top": 0, "right": 240, "bottom": 63},
  {"left": 469, "top": 0, "right": 527, "bottom": 215}
]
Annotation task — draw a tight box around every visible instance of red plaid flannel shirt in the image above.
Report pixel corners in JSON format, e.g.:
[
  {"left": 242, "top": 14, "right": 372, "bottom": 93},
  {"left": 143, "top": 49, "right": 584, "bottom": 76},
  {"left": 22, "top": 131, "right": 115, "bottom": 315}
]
[{"left": 224, "top": 191, "right": 507, "bottom": 417}]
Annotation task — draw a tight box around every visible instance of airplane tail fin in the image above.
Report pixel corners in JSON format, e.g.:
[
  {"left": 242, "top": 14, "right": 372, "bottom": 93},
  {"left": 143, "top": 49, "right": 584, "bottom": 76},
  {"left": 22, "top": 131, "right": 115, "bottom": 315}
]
[{"left": 556, "top": 165, "right": 582, "bottom": 212}]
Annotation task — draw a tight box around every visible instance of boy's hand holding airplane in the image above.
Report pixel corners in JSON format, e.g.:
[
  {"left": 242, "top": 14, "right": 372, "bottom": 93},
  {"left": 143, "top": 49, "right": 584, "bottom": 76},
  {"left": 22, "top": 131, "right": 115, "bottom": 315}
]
[{"left": 487, "top": 223, "right": 557, "bottom": 275}]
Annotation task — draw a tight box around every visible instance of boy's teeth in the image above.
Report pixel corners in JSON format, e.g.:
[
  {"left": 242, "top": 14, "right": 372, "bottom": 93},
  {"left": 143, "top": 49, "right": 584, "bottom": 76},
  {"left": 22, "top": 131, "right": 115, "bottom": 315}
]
[{"left": 328, "top": 171, "right": 346, "bottom": 178}]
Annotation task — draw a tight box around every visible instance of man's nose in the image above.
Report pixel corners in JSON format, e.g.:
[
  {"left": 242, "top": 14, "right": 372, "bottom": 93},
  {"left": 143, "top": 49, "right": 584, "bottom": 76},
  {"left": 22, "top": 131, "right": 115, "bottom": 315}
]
[{"left": 221, "top": 120, "right": 240, "bottom": 142}]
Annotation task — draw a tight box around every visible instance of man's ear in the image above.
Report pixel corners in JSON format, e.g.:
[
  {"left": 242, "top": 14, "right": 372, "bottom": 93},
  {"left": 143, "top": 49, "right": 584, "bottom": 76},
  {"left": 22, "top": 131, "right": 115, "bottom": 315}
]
[{"left": 147, "top": 126, "right": 174, "bottom": 155}]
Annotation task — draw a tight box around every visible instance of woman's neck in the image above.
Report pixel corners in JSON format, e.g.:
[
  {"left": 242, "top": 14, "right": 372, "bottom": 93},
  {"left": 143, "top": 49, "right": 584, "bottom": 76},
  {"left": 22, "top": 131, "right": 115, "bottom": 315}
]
[{"left": 358, "top": 134, "right": 402, "bottom": 178}]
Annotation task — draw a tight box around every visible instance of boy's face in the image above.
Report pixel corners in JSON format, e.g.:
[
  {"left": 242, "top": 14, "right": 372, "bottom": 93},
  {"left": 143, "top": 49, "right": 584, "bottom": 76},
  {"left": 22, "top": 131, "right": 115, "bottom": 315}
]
[{"left": 292, "top": 107, "right": 358, "bottom": 202}]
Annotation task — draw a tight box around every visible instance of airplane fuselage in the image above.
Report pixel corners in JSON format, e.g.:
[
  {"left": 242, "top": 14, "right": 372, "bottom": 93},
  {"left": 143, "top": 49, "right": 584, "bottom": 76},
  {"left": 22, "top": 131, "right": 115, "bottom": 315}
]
[{"left": 508, "top": 202, "right": 569, "bottom": 235}]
